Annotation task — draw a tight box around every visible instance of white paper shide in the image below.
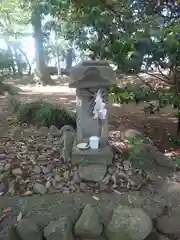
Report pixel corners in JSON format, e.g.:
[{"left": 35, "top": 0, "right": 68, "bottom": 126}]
[{"left": 93, "top": 90, "right": 107, "bottom": 120}]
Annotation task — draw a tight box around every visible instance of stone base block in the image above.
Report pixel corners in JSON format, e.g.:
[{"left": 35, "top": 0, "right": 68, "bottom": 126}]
[{"left": 71, "top": 145, "right": 113, "bottom": 165}]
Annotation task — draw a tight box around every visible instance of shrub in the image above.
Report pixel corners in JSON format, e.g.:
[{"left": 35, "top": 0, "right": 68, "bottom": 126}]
[{"left": 9, "top": 97, "right": 76, "bottom": 129}]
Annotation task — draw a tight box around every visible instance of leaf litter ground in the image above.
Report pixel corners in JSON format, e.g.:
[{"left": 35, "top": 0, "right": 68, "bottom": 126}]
[{"left": 0, "top": 86, "right": 179, "bottom": 195}]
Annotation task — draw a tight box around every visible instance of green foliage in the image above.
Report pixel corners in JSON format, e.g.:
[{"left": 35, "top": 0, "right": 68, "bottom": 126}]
[
  {"left": 0, "top": 46, "right": 29, "bottom": 75},
  {"left": 175, "top": 111, "right": 180, "bottom": 117},
  {"left": 110, "top": 85, "right": 154, "bottom": 104},
  {"left": 9, "top": 98, "right": 76, "bottom": 129},
  {"left": 174, "top": 157, "right": 180, "bottom": 167},
  {"left": 61, "top": 0, "right": 180, "bottom": 77},
  {"left": 110, "top": 83, "right": 180, "bottom": 115},
  {"left": 0, "top": 0, "right": 31, "bottom": 39},
  {"left": 0, "top": 49, "right": 13, "bottom": 75},
  {"left": 127, "top": 136, "right": 145, "bottom": 169},
  {"left": 109, "top": 85, "right": 156, "bottom": 104}
]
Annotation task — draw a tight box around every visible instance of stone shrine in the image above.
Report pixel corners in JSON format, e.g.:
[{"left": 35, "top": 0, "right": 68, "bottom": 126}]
[{"left": 69, "top": 60, "right": 116, "bottom": 165}]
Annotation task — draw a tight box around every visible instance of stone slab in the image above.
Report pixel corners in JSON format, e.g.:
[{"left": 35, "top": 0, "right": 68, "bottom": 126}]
[{"left": 71, "top": 145, "right": 113, "bottom": 165}]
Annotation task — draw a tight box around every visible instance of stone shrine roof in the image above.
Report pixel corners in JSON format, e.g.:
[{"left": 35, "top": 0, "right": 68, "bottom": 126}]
[{"left": 69, "top": 60, "right": 116, "bottom": 88}]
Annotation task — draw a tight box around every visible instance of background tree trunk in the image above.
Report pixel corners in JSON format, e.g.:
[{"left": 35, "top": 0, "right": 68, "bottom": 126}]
[
  {"left": 6, "top": 43, "right": 16, "bottom": 75},
  {"left": 65, "top": 47, "right": 73, "bottom": 71},
  {"left": 18, "top": 48, "right": 32, "bottom": 75},
  {"left": 31, "top": 7, "right": 55, "bottom": 85},
  {"left": 56, "top": 47, "right": 61, "bottom": 75},
  {"left": 13, "top": 48, "right": 22, "bottom": 75}
]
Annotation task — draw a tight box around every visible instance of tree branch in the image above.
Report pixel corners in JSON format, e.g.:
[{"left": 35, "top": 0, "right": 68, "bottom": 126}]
[
  {"left": 136, "top": 74, "right": 154, "bottom": 90},
  {"left": 99, "top": 0, "right": 122, "bottom": 19},
  {"left": 145, "top": 71, "right": 174, "bottom": 85},
  {"left": 155, "top": 62, "right": 172, "bottom": 82},
  {"left": 98, "top": 0, "right": 133, "bottom": 32}
]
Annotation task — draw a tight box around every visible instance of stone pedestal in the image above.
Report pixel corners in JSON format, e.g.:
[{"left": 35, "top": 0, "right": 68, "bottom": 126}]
[{"left": 71, "top": 145, "right": 113, "bottom": 166}]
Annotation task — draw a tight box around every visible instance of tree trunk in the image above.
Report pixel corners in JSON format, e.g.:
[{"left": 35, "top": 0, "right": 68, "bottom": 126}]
[
  {"left": 6, "top": 44, "right": 16, "bottom": 75},
  {"left": 31, "top": 7, "right": 55, "bottom": 85},
  {"left": 175, "top": 70, "right": 180, "bottom": 137},
  {"left": 13, "top": 48, "right": 22, "bottom": 75},
  {"left": 65, "top": 48, "right": 73, "bottom": 71},
  {"left": 177, "top": 108, "right": 180, "bottom": 137},
  {"left": 56, "top": 47, "right": 61, "bottom": 75},
  {"left": 18, "top": 48, "right": 32, "bottom": 75}
]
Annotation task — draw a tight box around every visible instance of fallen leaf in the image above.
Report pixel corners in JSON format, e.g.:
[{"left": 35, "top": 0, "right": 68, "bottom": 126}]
[
  {"left": 22, "top": 191, "right": 33, "bottom": 196},
  {"left": 17, "top": 212, "right": 23, "bottom": 222},
  {"left": 112, "top": 184, "right": 118, "bottom": 189},
  {"left": 93, "top": 195, "right": 100, "bottom": 201},
  {"left": 111, "top": 175, "right": 116, "bottom": 185},
  {"left": 8, "top": 184, "right": 15, "bottom": 196},
  {"left": 25, "top": 179, "right": 30, "bottom": 184},
  {"left": 30, "top": 159, "right": 36, "bottom": 165},
  {"left": 112, "top": 189, "right": 123, "bottom": 195},
  {"left": 128, "top": 195, "right": 133, "bottom": 205},
  {"left": 45, "top": 181, "right": 51, "bottom": 189}
]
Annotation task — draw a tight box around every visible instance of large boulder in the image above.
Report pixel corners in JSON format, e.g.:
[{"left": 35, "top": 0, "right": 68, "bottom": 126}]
[
  {"left": 128, "top": 143, "right": 176, "bottom": 180},
  {"left": 16, "top": 219, "right": 42, "bottom": 240},
  {"left": 44, "top": 217, "right": 74, "bottom": 240},
  {"left": 74, "top": 204, "right": 103, "bottom": 238},
  {"left": 130, "top": 143, "right": 176, "bottom": 170},
  {"left": 106, "top": 204, "right": 152, "bottom": 240},
  {"left": 123, "top": 128, "right": 143, "bottom": 139},
  {"left": 156, "top": 207, "right": 180, "bottom": 235},
  {"left": 33, "top": 183, "right": 47, "bottom": 195}
]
